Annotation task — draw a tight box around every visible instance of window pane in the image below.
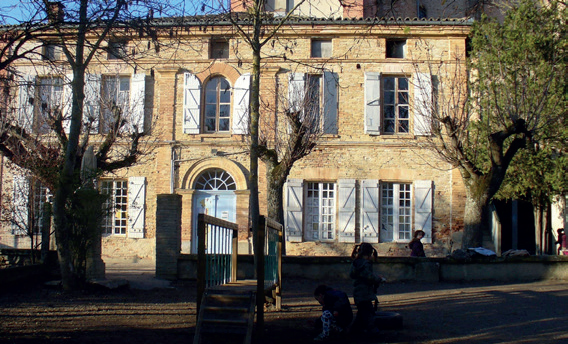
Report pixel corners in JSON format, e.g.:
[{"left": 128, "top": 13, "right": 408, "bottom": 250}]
[
  {"left": 384, "top": 77, "right": 394, "bottom": 90},
  {"left": 399, "top": 119, "right": 409, "bottom": 133},
  {"left": 398, "top": 78, "right": 408, "bottom": 90},
  {"left": 219, "top": 118, "right": 230, "bottom": 131},
  {"left": 205, "top": 118, "right": 216, "bottom": 131},
  {"left": 384, "top": 105, "right": 395, "bottom": 119},
  {"left": 384, "top": 91, "right": 395, "bottom": 104},
  {"left": 398, "top": 92, "right": 408, "bottom": 105},
  {"left": 219, "top": 105, "right": 230, "bottom": 118}
]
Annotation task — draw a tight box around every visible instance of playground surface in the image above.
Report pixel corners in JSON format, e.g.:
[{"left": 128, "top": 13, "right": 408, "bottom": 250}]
[{"left": 1, "top": 260, "right": 567, "bottom": 344}]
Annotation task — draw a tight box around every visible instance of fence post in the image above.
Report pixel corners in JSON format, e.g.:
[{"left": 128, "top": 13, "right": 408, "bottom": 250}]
[
  {"left": 196, "top": 213, "right": 206, "bottom": 319},
  {"left": 155, "top": 194, "right": 182, "bottom": 280},
  {"left": 256, "top": 216, "right": 266, "bottom": 333}
]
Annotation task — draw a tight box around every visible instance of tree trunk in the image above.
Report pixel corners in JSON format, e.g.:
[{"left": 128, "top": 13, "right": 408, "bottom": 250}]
[
  {"left": 462, "top": 184, "right": 491, "bottom": 249},
  {"left": 53, "top": 65, "right": 87, "bottom": 290}
]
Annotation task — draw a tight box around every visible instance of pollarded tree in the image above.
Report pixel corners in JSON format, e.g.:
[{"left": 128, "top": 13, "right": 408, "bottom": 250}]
[
  {"left": 0, "top": 0, "right": 181, "bottom": 290},
  {"left": 413, "top": 0, "right": 567, "bottom": 249}
]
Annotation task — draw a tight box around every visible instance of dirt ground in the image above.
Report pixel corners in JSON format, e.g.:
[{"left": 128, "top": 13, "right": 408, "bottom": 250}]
[{"left": 1, "top": 278, "right": 567, "bottom": 344}]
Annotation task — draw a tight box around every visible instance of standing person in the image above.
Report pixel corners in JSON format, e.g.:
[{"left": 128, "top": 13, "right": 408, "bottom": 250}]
[
  {"left": 313, "top": 284, "right": 353, "bottom": 341},
  {"left": 556, "top": 228, "right": 566, "bottom": 255},
  {"left": 349, "top": 243, "right": 384, "bottom": 337},
  {"left": 409, "top": 230, "right": 426, "bottom": 257}
]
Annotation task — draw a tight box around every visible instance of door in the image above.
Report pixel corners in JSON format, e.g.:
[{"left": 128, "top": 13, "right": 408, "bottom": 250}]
[{"left": 191, "top": 191, "right": 237, "bottom": 253}]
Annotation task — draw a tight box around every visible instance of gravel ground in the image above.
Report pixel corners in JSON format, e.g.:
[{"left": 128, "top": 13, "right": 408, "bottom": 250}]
[{"left": 1, "top": 278, "right": 567, "bottom": 344}]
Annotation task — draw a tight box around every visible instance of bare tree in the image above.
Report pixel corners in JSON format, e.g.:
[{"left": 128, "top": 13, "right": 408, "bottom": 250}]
[
  {"left": 0, "top": 0, "right": 181, "bottom": 290},
  {"left": 411, "top": 0, "right": 567, "bottom": 249}
]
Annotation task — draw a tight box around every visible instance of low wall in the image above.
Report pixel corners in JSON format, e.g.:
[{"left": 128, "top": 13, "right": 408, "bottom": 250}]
[{"left": 177, "top": 255, "right": 568, "bottom": 282}]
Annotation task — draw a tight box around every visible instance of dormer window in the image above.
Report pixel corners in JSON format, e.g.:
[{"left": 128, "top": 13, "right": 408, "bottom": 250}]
[
  {"left": 108, "top": 41, "right": 127, "bottom": 60},
  {"left": 210, "top": 39, "right": 229, "bottom": 59},
  {"left": 42, "top": 43, "right": 61, "bottom": 61},
  {"left": 311, "top": 39, "right": 332, "bottom": 58},
  {"left": 386, "top": 39, "right": 406, "bottom": 58}
]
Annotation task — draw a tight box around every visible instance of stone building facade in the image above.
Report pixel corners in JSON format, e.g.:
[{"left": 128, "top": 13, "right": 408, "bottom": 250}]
[{"left": 0, "top": 0, "right": 472, "bottom": 260}]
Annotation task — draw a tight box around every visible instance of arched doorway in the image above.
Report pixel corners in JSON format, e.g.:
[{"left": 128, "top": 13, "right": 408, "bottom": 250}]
[{"left": 191, "top": 168, "right": 237, "bottom": 253}]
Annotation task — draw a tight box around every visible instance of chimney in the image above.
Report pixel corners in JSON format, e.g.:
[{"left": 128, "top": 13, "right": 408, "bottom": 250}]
[{"left": 47, "top": 2, "right": 65, "bottom": 24}]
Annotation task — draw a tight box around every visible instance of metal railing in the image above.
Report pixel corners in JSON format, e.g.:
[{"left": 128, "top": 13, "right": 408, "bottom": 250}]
[
  {"left": 255, "top": 216, "right": 283, "bottom": 331},
  {"left": 196, "top": 213, "right": 238, "bottom": 315}
]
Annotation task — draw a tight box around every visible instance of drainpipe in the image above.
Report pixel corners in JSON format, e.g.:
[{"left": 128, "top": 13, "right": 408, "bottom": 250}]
[{"left": 170, "top": 145, "right": 176, "bottom": 194}]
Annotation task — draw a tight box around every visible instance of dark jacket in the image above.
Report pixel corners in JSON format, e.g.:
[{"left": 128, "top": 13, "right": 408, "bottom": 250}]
[
  {"left": 409, "top": 239, "right": 426, "bottom": 257},
  {"left": 321, "top": 287, "right": 353, "bottom": 328},
  {"left": 350, "top": 258, "right": 381, "bottom": 304}
]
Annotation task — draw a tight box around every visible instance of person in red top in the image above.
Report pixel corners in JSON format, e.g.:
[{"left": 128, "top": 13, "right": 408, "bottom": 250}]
[{"left": 409, "top": 230, "right": 426, "bottom": 257}]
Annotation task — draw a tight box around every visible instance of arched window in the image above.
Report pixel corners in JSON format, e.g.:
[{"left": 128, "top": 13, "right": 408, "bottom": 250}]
[
  {"left": 204, "top": 76, "right": 231, "bottom": 133},
  {"left": 194, "top": 169, "right": 236, "bottom": 191}
]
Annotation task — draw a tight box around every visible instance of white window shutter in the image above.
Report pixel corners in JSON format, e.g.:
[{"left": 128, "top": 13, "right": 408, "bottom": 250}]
[
  {"left": 127, "top": 176, "right": 146, "bottom": 239},
  {"left": 414, "top": 180, "right": 433, "bottom": 243},
  {"left": 284, "top": 179, "right": 303, "bottom": 242},
  {"left": 12, "top": 174, "right": 29, "bottom": 235},
  {"left": 323, "top": 71, "right": 338, "bottom": 134},
  {"left": 17, "top": 75, "right": 35, "bottom": 132},
  {"left": 129, "top": 73, "right": 145, "bottom": 134},
  {"left": 337, "top": 179, "right": 356, "bottom": 243},
  {"left": 63, "top": 73, "right": 73, "bottom": 134},
  {"left": 413, "top": 72, "right": 433, "bottom": 136},
  {"left": 360, "top": 179, "right": 380, "bottom": 243},
  {"left": 183, "top": 72, "right": 201, "bottom": 134},
  {"left": 232, "top": 73, "right": 251, "bottom": 135},
  {"left": 365, "top": 72, "right": 381, "bottom": 135},
  {"left": 288, "top": 72, "right": 305, "bottom": 114},
  {"left": 84, "top": 74, "right": 101, "bottom": 134}
]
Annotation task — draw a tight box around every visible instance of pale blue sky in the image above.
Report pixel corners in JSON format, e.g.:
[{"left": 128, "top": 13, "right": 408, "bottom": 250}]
[{"left": 1, "top": 0, "right": 227, "bottom": 24}]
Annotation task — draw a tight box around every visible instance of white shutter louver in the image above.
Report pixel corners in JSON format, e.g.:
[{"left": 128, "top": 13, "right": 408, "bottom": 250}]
[
  {"left": 12, "top": 174, "right": 29, "bottom": 235},
  {"left": 414, "top": 72, "right": 433, "bottom": 136},
  {"left": 232, "top": 73, "right": 251, "bottom": 135},
  {"left": 84, "top": 74, "right": 101, "bottom": 133},
  {"left": 360, "top": 179, "right": 380, "bottom": 243},
  {"left": 129, "top": 73, "right": 145, "bottom": 134},
  {"left": 127, "top": 176, "right": 146, "bottom": 238},
  {"left": 284, "top": 179, "right": 303, "bottom": 242},
  {"left": 337, "top": 179, "right": 356, "bottom": 243},
  {"left": 183, "top": 72, "right": 201, "bottom": 134},
  {"left": 17, "top": 75, "right": 35, "bottom": 132},
  {"left": 323, "top": 71, "right": 338, "bottom": 134},
  {"left": 365, "top": 72, "right": 381, "bottom": 135},
  {"left": 414, "top": 180, "right": 433, "bottom": 243},
  {"left": 63, "top": 73, "right": 73, "bottom": 134},
  {"left": 288, "top": 73, "right": 305, "bottom": 114}
]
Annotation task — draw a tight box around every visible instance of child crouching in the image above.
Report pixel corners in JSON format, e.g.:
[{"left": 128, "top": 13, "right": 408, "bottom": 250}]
[{"left": 313, "top": 284, "right": 353, "bottom": 341}]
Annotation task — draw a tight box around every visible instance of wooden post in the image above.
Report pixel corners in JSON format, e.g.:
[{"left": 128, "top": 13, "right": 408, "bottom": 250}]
[
  {"left": 196, "top": 213, "right": 206, "bottom": 319},
  {"left": 256, "top": 216, "right": 266, "bottom": 334}
]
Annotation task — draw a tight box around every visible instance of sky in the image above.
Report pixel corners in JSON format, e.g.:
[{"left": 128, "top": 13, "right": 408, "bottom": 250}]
[{"left": 0, "top": 0, "right": 227, "bottom": 24}]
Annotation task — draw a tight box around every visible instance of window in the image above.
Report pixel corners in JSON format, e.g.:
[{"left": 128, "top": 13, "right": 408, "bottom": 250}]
[
  {"left": 183, "top": 72, "right": 250, "bottom": 135},
  {"left": 31, "top": 180, "right": 51, "bottom": 235},
  {"left": 194, "top": 169, "right": 236, "bottom": 190},
  {"left": 288, "top": 72, "right": 338, "bottom": 135},
  {"left": 386, "top": 39, "right": 406, "bottom": 58},
  {"left": 383, "top": 76, "right": 409, "bottom": 134},
  {"left": 12, "top": 175, "right": 51, "bottom": 236},
  {"left": 305, "top": 182, "right": 336, "bottom": 241},
  {"left": 38, "top": 76, "right": 64, "bottom": 133},
  {"left": 311, "top": 39, "right": 332, "bottom": 58},
  {"left": 101, "top": 75, "right": 130, "bottom": 133},
  {"left": 204, "top": 76, "right": 231, "bottom": 133},
  {"left": 108, "top": 41, "right": 127, "bottom": 60},
  {"left": 42, "top": 43, "right": 61, "bottom": 61},
  {"left": 210, "top": 39, "right": 229, "bottom": 59},
  {"left": 380, "top": 183, "right": 412, "bottom": 242},
  {"left": 101, "top": 180, "right": 128, "bottom": 235}
]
